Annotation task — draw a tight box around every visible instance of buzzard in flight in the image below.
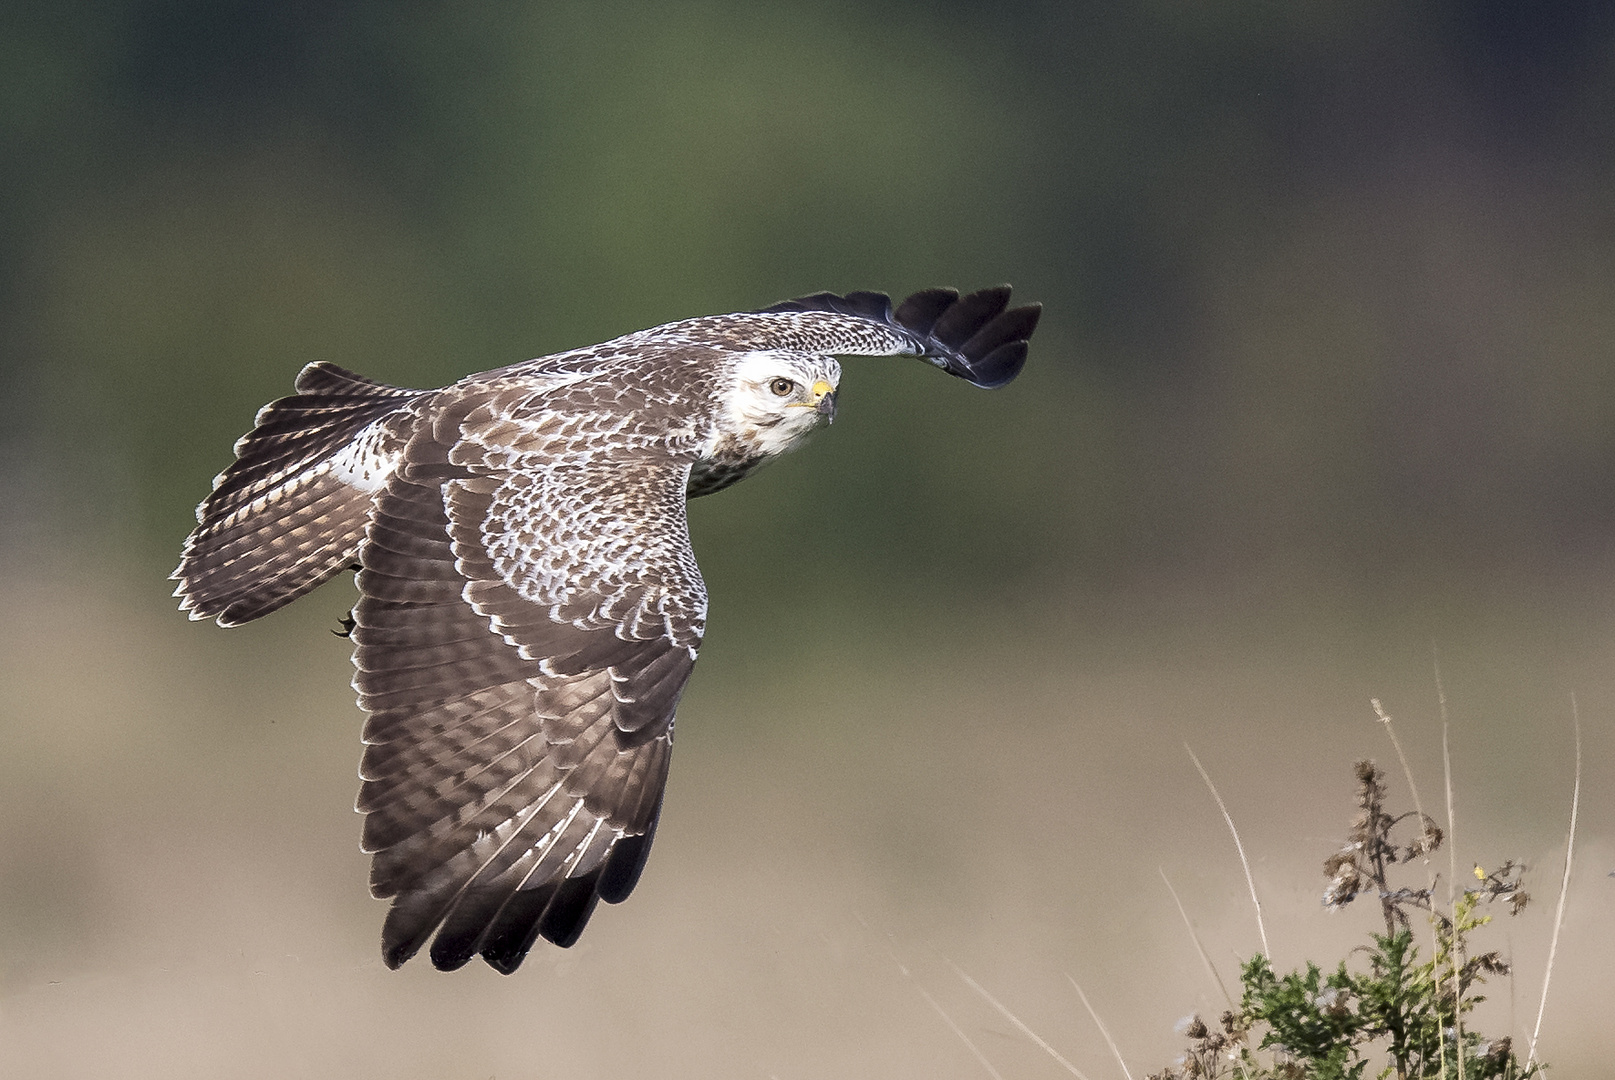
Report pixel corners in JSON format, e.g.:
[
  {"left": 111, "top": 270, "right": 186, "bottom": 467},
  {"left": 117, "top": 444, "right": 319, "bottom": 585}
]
[{"left": 173, "top": 286, "right": 1040, "bottom": 973}]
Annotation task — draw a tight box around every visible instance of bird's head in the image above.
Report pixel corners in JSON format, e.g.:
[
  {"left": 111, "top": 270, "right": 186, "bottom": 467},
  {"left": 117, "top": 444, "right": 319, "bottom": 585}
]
[{"left": 716, "top": 351, "right": 841, "bottom": 458}]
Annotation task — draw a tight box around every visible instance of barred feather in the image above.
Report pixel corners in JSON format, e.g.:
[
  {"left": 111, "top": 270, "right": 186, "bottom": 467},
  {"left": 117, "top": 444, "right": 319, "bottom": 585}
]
[{"left": 173, "top": 361, "right": 425, "bottom": 625}]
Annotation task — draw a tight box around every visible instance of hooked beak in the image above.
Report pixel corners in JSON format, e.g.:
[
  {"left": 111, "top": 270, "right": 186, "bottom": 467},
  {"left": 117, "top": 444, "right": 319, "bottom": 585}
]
[{"left": 811, "top": 379, "right": 836, "bottom": 424}]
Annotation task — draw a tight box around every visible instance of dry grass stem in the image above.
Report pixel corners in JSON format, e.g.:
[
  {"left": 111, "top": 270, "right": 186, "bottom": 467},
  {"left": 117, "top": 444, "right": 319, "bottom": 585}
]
[
  {"left": 919, "top": 987, "right": 1007, "bottom": 1080},
  {"left": 949, "top": 959, "right": 1094, "bottom": 1080},
  {"left": 1159, "top": 866, "right": 1234, "bottom": 1008},
  {"left": 1185, "top": 743, "right": 1271, "bottom": 960},
  {"left": 1435, "top": 648, "right": 1466, "bottom": 1080},
  {"left": 1372, "top": 696, "right": 1449, "bottom": 1078},
  {"left": 1372, "top": 698, "right": 1428, "bottom": 823},
  {"left": 1528, "top": 694, "right": 1582, "bottom": 1067},
  {"left": 874, "top": 928, "right": 1005, "bottom": 1079},
  {"left": 1067, "top": 974, "right": 1134, "bottom": 1080}
]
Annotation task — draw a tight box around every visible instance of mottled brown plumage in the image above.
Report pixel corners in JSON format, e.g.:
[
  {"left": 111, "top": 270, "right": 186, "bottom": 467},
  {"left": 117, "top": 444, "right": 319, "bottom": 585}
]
[{"left": 173, "top": 287, "right": 1039, "bottom": 972}]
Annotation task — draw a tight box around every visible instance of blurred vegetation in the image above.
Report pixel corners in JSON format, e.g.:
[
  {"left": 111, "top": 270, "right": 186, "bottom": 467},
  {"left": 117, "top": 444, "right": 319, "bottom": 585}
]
[
  {"left": 4, "top": 0, "right": 1615, "bottom": 620},
  {"left": 1150, "top": 761, "right": 1539, "bottom": 1080}
]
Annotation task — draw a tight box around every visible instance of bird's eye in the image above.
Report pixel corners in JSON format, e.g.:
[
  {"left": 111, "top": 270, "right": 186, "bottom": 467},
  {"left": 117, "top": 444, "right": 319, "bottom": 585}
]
[{"left": 769, "top": 377, "right": 796, "bottom": 397}]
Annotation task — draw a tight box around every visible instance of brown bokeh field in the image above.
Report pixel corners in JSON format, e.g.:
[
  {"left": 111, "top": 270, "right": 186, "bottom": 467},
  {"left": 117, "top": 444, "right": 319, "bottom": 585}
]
[{"left": 3, "top": 559, "right": 1609, "bottom": 1079}]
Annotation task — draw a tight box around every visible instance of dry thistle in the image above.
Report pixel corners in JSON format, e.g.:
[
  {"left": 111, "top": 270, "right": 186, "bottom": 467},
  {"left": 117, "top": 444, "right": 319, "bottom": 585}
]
[
  {"left": 1319, "top": 761, "right": 1448, "bottom": 935},
  {"left": 1147, "top": 1014, "right": 1241, "bottom": 1080}
]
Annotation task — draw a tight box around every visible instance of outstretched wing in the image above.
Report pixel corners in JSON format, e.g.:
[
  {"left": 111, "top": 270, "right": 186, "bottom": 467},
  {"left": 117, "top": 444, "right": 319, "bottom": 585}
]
[
  {"left": 758, "top": 285, "right": 1042, "bottom": 389},
  {"left": 353, "top": 384, "right": 704, "bottom": 973}
]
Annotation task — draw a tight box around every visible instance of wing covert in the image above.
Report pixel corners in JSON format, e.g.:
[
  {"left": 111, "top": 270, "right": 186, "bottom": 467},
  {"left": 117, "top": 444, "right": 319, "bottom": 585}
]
[{"left": 350, "top": 390, "right": 703, "bottom": 972}]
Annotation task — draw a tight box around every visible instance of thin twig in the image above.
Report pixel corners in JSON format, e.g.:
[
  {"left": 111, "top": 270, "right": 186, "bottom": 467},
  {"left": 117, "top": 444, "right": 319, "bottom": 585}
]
[
  {"left": 1067, "top": 974, "right": 1134, "bottom": 1080},
  {"left": 1159, "top": 866, "right": 1235, "bottom": 1009},
  {"left": 1186, "top": 744, "right": 1271, "bottom": 960},
  {"left": 1528, "top": 694, "right": 1582, "bottom": 1067},
  {"left": 948, "top": 959, "right": 1093, "bottom": 1080}
]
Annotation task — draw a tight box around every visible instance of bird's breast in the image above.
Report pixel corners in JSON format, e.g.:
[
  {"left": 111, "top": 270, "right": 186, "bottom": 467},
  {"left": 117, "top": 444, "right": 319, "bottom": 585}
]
[{"left": 686, "top": 443, "right": 765, "bottom": 498}]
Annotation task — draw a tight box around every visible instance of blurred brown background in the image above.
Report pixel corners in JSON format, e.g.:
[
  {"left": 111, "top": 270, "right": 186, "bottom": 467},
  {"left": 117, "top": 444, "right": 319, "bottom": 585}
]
[{"left": 1, "top": 2, "right": 1611, "bottom": 1076}]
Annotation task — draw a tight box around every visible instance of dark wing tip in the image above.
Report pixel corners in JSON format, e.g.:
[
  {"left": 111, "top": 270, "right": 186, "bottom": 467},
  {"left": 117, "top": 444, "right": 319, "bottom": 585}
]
[
  {"left": 533, "top": 875, "right": 605, "bottom": 949},
  {"left": 471, "top": 813, "right": 663, "bottom": 972},
  {"left": 381, "top": 936, "right": 418, "bottom": 971},
  {"left": 597, "top": 807, "right": 660, "bottom": 904},
  {"left": 927, "top": 285, "right": 1011, "bottom": 349},
  {"left": 899, "top": 287, "right": 1039, "bottom": 389},
  {"left": 967, "top": 339, "right": 1031, "bottom": 389},
  {"left": 473, "top": 884, "right": 557, "bottom": 974},
  {"left": 430, "top": 938, "right": 480, "bottom": 972},
  {"left": 412, "top": 815, "right": 663, "bottom": 975},
  {"left": 892, "top": 288, "right": 959, "bottom": 337},
  {"left": 758, "top": 285, "right": 1041, "bottom": 389},
  {"left": 470, "top": 873, "right": 606, "bottom": 974},
  {"left": 758, "top": 290, "right": 896, "bottom": 323}
]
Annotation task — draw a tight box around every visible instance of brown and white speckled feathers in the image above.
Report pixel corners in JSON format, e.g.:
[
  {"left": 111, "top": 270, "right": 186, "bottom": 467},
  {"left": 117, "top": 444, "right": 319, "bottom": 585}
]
[
  {"left": 174, "top": 361, "right": 426, "bottom": 626},
  {"left": 172, "top": 286, "right": 1040, "bottom": 973},
  {"left": 352, "top": 388, "right": 690, "bottom": 969}
]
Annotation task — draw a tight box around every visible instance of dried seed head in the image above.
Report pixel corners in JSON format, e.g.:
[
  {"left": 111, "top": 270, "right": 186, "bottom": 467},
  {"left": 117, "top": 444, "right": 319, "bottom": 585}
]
[
  {"left": 1323, "top": 860, "right": 1363, "bottom": 908},
  {"left": 1322, "top": 851, "right": 1356, "bottom": 877},
  {"left": 1405, "top": 818, "right": 1443, "bottom": 859}
]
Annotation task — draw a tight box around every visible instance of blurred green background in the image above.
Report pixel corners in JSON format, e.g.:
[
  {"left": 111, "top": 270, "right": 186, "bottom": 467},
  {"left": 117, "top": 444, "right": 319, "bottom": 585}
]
[{"left": 2, "top": 2, "right": 1612, "bottom": 1077}]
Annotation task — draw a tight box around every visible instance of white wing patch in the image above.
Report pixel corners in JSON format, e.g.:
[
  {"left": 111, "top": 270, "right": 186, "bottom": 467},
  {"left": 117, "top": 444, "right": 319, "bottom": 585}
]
[{"left": 328, "top": 419, "right": 405, "bottom": 494}]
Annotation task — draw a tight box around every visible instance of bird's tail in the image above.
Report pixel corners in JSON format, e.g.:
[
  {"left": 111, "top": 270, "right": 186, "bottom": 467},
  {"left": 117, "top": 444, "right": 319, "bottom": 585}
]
[{"left": 173, "top": 361, "right": 428, "bottom": 627}]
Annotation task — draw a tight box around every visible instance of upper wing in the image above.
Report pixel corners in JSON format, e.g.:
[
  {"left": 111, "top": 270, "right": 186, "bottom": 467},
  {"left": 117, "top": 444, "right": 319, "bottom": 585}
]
[
  {"left": 353, "top": 385, "right": 703, "bottom": 973},
  {"left": 485, "top": 285, "right": 1040, "bottom": 393},
  {"left": 758, "top": 285, "right": 1042, "bottom": 389}
]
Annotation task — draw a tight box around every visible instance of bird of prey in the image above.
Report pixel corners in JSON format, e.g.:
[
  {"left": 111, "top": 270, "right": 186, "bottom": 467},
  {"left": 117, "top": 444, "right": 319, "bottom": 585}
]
[{"left": 173, "top": 285, "right": 1040, "bottom": 973}]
